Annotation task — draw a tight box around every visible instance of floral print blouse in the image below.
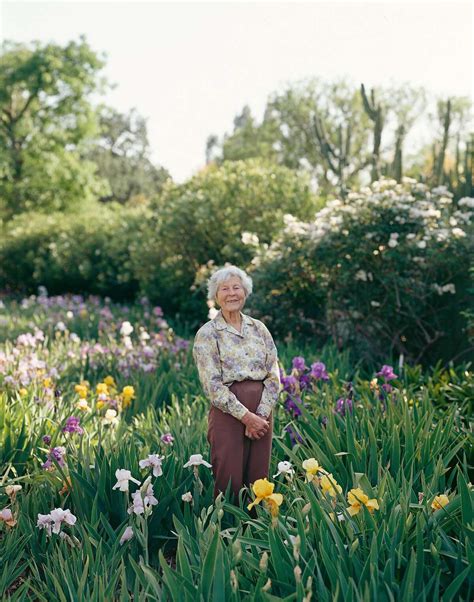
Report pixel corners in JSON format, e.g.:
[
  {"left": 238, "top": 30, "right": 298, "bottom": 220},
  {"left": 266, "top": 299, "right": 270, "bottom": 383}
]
[{"left": 193, "top": 309, "right": 281, "bottom": 420}]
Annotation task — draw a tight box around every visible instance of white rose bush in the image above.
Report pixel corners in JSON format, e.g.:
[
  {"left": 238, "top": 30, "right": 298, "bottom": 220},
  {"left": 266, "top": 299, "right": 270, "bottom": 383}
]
[{"left": 248, "top": 178, "right": 474, "bottom": 365}]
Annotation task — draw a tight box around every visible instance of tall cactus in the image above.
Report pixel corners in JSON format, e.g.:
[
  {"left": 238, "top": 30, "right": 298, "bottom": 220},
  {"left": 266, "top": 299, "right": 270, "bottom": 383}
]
[
  {"left": 360, "top": 83, "right": 384, "bottom": 181},
  {"left": 312, "top": 112, "right": 351, "bottom": 199},
  {"left": 435, "top": 99, "right": 451, "bottom": 186},
  {"left": 393, "top": 124, "right": 405, "bottom": 183}
]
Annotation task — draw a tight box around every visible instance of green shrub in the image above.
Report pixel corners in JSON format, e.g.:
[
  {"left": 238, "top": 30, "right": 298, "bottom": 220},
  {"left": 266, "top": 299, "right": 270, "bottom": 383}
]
[
  {"left": 0, "top": 203, "right": 146, "bottom": 299},
  {"left": 134, "top": 158, "right": 320, "bottom": 323}
]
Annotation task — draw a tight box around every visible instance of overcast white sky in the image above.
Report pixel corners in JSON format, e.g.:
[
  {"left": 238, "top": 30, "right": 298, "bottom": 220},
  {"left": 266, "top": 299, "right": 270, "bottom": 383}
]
[{"left": 1, "top": 0, "right": 472, "bottom": 181}]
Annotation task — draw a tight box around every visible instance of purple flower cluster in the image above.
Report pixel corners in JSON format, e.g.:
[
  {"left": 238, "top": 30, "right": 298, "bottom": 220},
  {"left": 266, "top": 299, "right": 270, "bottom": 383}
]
[
  {"left": 80, "top": 331, "right": 190, "bottom": 376},
  {"left": 281, "top": 357, "right": 330, "bottom": 419},
  {"left": 333, "top": 381, "right": 355, "bottom": 417},
  {"left": 375, "top": 365, "right": 398, "bottom": 404},
  {"left": 376, "top": 365, "right": 397, "bottom": 381},
  {"left": 62, "top": 416, "right": 84, "bottom": 435},
  {"left": 335, "top": 397, "right": 353, "bottom": 417},
  {"left": 42, "top": 446, "right": 66, "bottom": 470}
]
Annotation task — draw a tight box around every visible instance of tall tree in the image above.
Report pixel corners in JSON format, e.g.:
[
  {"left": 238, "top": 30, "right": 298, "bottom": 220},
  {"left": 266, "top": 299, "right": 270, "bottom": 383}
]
[
  {"left": 0, "top": 37, "right": 107, "bottom": 219},
  {"left": 89, "top": 106, "right": 170, "bottom": 204}
]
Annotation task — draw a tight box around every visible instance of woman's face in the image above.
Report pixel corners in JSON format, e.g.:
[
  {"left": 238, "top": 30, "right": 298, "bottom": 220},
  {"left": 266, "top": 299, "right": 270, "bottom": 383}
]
[{"left": 216, "top": 276, "right": 246, "bottom": 313}]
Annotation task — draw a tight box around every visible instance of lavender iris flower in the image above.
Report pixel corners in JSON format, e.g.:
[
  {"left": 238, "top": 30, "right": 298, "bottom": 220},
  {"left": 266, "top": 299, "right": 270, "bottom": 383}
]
[
  {"left": 62, "top": 416, "right": 84, "bottom": 435},
  {"left": 310, "top": 362, "right": 330, "bottom": 381},
  {"left": 376, "top": 365, "right": 397, "bottom": 381}
]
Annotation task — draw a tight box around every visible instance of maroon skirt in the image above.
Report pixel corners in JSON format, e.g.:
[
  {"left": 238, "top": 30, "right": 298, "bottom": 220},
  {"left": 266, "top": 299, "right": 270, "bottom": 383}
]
[{"left": 207, "top": 380, "right": 273, "bottom": 504}]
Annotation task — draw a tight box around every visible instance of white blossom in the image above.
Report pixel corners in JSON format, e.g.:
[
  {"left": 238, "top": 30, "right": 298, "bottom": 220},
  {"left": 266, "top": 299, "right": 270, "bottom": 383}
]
[
  {"left": 273, "top": 461, "right": 295, "bottom": 478},
  {"left": 241, "top": 232, "right": 259, "bottom": 246},
  {"left": 183, "top": 454, "right": 212, "bottom": 468},
  {"left": 37, "top": 508, "right": 77, "bottom": 536},
  {"left": 113, "top": 469, "right": 141, "bottom": 492},
  {"left": 139, "top": 454, "right": 164, "bottom": 477},
  {"left": 120, "top": 526, "right": 134, "bottom": 545},
  {"left": 120, "top": 321, "right": 134, "bottom": 336},
  {"left": 102, "top": 409, "right": 119, "bottom": 426}
]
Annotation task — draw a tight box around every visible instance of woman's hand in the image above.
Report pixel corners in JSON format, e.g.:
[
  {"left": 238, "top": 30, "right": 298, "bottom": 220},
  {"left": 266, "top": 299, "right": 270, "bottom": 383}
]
[
  {"left": 241, "top": 411, "right": 269, "bottom": 440},
  {"left": 245, "top": 425, "right": 269, "bottom": 439}
]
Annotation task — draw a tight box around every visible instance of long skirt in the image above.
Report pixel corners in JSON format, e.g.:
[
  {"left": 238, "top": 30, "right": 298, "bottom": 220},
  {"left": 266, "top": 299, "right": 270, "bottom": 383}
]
[{"left": 207, "top": 380, "right": 273, "bottom": 504}]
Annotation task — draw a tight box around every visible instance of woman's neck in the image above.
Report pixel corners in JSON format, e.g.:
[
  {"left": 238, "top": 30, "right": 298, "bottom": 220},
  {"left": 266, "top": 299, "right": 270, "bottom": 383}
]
[{"left": 221, "top": 309, "right": 242, "bottom": 330}]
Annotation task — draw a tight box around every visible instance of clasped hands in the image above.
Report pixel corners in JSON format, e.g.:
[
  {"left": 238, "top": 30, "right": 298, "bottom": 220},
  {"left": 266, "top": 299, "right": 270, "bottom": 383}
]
[{"left": 241, "top": 411, "right": 269, "bottom": 440}]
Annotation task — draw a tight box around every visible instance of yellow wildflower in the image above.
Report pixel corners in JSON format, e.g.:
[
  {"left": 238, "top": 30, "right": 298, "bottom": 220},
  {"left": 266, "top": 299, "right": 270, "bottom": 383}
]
[
  {"left": 96, "top": 400, "right": 106, "bottom": 410},
  {"left": 104, "top": 375, "right": 115, "bottom": 387},
  {"left": 247, "top": 478, "right": 284, "bottom": 515},
  {"left": 19, "top": 388, "right": 28, "bottom": 397},
  {"left": 346, "top": 487, "right": 379, "bottom": 516},
  {"left": 75, "top": 384, "right": 88, "bottom": 399},
  {"left": 96, "top": 382, "right": 108, "bottom": 395},
  {"left": 302, "top": 458, "right": 327, "bottom": 483},
  {"left": 122, "top": 385, "right": 135, "bottom": 398},
  {"left": 320, "top": 473, "right": 343, "bottom": 498},
  {"left": 122, "top": 385, "right": 135, "bottom": 409},
  {"left": 43, "top": 378, "right": 53, "bottom": 389},
  {"left": 431, "top": 494, "right": 449, "bottom": 511}
]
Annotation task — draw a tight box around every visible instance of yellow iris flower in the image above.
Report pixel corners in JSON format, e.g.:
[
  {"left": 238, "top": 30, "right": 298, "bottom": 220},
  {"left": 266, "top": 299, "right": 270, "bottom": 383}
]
[
  {"left": 431, "top": 494, "right": 449, "bottom": 511},
  {"left": 122, "top": 385, "right": 135, "bottom": 409},
  {"left": 302, "top": 458, "right": 327, "bottom": 483},
  {"left": 247, "top": 478, "right": 284, "bottom": 516},
  {"left": 96, "top": 383, "right": 108, "bottom": 395},
  {"left": 320, "top": 473, "right": 343, "bottom": 498},
  {"left": 74, "top": 384, "right": 88, "bottom": 399},
  {"left": 346, "top": 487, "right": 379, "bottom": 516}
]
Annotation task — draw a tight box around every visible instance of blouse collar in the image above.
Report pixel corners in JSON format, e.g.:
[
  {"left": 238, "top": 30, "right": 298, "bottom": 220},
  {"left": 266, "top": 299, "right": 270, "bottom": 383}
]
[{"left": 213, "top": 309, "right": 254, "bottom": 337}]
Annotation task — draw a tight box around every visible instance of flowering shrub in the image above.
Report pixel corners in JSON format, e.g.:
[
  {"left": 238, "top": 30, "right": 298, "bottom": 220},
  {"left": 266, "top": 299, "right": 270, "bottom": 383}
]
[{"left": 248, "top": 178, "right": 474, "bottom": 365}]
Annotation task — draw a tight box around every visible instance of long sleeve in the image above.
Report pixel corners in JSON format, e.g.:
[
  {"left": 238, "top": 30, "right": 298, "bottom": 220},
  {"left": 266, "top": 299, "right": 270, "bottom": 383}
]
[
  {"left": 255, "top": 322, "right": 281, "bottom": 418},
  {"left": 192, "top": 328, "right": 249, "bottom": 420}
]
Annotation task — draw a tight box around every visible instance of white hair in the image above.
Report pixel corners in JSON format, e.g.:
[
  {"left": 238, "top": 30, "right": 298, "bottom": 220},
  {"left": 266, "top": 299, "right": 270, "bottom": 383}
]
[{"left": 207, "top": 265, "right": 253, "bottom": 301}]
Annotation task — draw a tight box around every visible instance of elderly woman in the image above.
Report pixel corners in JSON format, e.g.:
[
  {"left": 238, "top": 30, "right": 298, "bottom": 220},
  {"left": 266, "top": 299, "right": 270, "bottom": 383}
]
[{"left": 193, "top": 265, "right": 281, "bottom": 504}]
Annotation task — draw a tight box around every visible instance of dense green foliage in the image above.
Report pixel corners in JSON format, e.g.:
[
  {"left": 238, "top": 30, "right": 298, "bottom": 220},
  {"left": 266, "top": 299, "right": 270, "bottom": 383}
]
[{"left": 0, "top": 158, "right": 320, "bottom": 320}]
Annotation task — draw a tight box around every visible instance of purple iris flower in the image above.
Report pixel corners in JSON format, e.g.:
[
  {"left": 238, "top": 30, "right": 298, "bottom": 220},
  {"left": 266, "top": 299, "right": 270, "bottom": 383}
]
[
  {"left": 42, "top": 446, "right": 66, "bottom": 469},
  {"left": 292, "top": 356, "right": 307, "bottom": 372},
  {"left": 62, "top": 416, "right": 84, "bottom": 435},
  {"left": 299, "top": 373, "right": 312, "bottom": 391},
  {"left": 281, "top": 375, "right": 298, "bottom": 393},
  {"left": 161, "top": 433, "right": 174, "bottom": 445},
  {"left": 310, "top": 362, "right": 330, "bottom": 381},
  {"left": 284, "top": 395, "right": 303, "bottom": 418},
  {"left": 42, "top": 435, "right": 51, "bottom": 445},
  {"left": 376, "top": 365, "right": 397, "bottom": 381},
  {"left": 335, "top": 397, "right": 353, "bottom": 417},
  {"left": 381, "top": 383, "right": 393, "bottom": 394}
]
